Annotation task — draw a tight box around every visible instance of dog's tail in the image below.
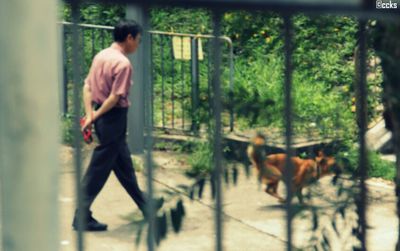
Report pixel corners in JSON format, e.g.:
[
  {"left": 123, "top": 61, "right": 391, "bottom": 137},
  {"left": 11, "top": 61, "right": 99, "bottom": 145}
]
[{"left": 247, "top": 133, "right": 266, "bottom": 170}]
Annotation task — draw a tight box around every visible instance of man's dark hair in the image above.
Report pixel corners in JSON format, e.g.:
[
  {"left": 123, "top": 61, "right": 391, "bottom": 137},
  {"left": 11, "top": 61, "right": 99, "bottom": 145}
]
[{"left": 113, "top": 19, "right": 143, "bottom": 42}]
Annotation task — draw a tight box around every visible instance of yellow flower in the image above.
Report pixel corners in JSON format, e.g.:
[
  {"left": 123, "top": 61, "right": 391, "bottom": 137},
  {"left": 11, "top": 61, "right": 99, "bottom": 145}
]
[
  {"left": 266, "top": 37, "right": 271, "bottom": 43},
  {"left": 351, "top": 105, "right": 356, "bottom": 112}
]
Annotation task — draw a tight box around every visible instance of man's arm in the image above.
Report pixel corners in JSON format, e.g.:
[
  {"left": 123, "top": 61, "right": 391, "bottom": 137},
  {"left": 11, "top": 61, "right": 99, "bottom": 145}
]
[
  {"left": 83, "top": 84, "right": 93, "bottom": 119},
  {"left": 81, "top": 84, "right": 94, "bottom": 130},
  {"left": 92, "top": 93, "right": 120, "bottom": 120},
  {"left": 81, "top": 84, "right": 120, "bottom": 129}
]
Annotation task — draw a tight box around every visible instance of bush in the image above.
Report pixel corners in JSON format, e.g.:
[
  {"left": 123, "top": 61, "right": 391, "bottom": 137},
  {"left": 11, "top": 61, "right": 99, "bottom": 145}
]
[
  {"left": 338, "top": 144, "right": 395, "bottom": 180},
  {"left": 231, "top": 53, "right": 356, "bottom": 139},
  {"left": 186, "top": 141, "right": 213, "bottom": 177},
  {"left": 292, "top": 71, "right": 356, "bottom": 137},
  {"left": 61, "top": 114, "right": 75, "bottom": 145}
]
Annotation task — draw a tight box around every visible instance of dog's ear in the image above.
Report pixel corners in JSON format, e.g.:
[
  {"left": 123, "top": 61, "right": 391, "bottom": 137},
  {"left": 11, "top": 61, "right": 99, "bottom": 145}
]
[
  {"left": 317, "top": 150, "right": 326, "bottom": 157},
  {"left": 252, "top": 133, "right": 266, "bottom": 146}
]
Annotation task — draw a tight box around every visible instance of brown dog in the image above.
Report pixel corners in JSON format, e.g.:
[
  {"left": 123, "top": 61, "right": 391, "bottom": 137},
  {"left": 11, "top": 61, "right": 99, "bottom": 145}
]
[{"left": 247, "top": 134, "right": 339, "bottom": 203}]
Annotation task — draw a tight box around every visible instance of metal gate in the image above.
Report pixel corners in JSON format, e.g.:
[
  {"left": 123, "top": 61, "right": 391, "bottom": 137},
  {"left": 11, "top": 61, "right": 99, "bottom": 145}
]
[
  {"left": 62, "top": 5, "right": 387, "bottom": 250},
  {"left": 2, "top": 1, "right": 400, "bottom": 251},
  {"left": 60, "top": 22, "right": 234, "bottom": 134}
]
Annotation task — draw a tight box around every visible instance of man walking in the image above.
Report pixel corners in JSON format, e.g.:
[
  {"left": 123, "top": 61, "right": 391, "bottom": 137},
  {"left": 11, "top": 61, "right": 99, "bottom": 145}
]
[{"left": 73, "top": 19, "right": 162, "bottom": 231}]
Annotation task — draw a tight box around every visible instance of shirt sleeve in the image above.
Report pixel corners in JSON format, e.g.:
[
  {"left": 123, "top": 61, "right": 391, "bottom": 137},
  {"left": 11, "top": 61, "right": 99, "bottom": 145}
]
[
  {"left": 111, "top": 61, "right": 132, "bottom": 97},
  {"left": 84, "top": 62, "right": 95, "bottom": 91}
]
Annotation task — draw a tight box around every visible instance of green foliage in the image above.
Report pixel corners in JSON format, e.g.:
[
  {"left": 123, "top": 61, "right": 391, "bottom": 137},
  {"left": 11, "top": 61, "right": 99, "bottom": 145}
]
[
  {"left": 222, "top": 11, "right": 284, "bottom": 57},
  {"left": 293, "top": 15, "right": 357, "bottom": 88},
  {"left": 62, "top": 3, "right": 125, "bottom": 25},
  {"left": 337, "top": 143, "right": 395, "bottom": 180},
  {"left": 150, "top": 8, "right": 211, "bottom": 34},
  {"left": 186, "top": 141, "right": 213, "bottom": 177},
  {"left": 292, "top": 71, "right": 356, "bottom": 137},
  {"left": 230, "top": 54, "right": 284, "bottom": 128},
  {"left": 231, "top": 52, "right": 356, "bottom": 138},
  {"left": 368, "top": 151, "right": 395, "bottom": 179}
]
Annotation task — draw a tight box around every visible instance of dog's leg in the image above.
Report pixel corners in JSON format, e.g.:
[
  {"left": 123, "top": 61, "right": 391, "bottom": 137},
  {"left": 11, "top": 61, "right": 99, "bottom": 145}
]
[
  {"left": 272, "top": 182, "right": 286, "bottom": 203},
  {"left": 292, "top": 164, "right": 310, "bottom": 204},
  {"left": 264, "top": 164, "right": 284, "bottom": 202},
  {"left": 296, "top": 188, "right": 304, "bottom": 204},
  {"left": 265, "top": 183, "right": 285, "bottom": 203}
]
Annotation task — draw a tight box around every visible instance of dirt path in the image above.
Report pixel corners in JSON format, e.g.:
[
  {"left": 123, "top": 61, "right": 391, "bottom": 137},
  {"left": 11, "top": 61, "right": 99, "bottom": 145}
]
[{"left": 59, "top": 146, "right": 398, "bottom": 251}]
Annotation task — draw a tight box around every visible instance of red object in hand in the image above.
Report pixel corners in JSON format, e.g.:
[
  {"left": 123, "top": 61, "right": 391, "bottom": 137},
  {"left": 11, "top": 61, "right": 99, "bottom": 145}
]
[{"left": 80, "top": 117, "right": 93, "bottom": 144}]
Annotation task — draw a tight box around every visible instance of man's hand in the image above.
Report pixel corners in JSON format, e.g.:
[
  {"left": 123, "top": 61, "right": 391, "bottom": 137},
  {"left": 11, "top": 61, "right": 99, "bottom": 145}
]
[
  {"left": 81, "top": 113, "right": 94, "bottom": 132},
  {"left": 80, "top": 93, "right": 119, "bottom": 132},
  {"left": 80, "top": 115, "right": 94, "bottom": 144}
]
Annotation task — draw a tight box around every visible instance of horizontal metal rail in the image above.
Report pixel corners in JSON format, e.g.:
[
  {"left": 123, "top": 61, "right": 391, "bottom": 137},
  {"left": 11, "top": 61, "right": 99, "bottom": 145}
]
[{"left": 60, "top": 21, "right": 233, "bottom": 45}]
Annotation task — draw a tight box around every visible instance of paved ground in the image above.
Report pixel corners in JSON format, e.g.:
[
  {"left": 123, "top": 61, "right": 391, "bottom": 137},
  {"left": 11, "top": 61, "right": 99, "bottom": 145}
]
[{"left": 58, "top": 146, "right": 398, "bottom": 251}]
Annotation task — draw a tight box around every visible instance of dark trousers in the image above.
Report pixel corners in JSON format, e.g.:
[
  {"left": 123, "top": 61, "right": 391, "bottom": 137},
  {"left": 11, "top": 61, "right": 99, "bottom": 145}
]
[{"left": 81, "top": 106, "right": 146, "bottom": 212}]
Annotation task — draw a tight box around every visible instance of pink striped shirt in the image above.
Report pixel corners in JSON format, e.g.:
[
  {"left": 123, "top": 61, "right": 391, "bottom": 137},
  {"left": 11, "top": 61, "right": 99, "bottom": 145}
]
[{"left": 84, "top": 43, "right": 133, "bottom": 107}]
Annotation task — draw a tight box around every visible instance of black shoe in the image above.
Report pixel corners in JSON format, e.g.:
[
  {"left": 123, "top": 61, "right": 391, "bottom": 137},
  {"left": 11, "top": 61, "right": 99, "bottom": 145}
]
[{"left": 72, "top": 210, "right": 108, "bottom": 231}]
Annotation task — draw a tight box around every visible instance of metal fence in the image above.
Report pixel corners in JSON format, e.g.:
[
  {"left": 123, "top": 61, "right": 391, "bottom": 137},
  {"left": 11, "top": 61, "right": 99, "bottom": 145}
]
[
  {"left": 2, "top": 0, "right": 400, "bottom": 251},
  {"left": 61, "top": 2, "right": 399, "bottom": 251},
  {"left": 60, "top": 22, "right": 114, "bottom": 115},
  {"left": 150, "top": 31, "right": 234, "bottom": 133},
  {"left": 60, "top": 22, "right": 234, "bottom": 133}
]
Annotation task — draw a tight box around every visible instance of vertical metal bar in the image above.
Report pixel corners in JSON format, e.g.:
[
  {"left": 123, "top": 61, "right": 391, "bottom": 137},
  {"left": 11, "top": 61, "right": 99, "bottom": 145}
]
[
  {"left": 208, "top": 39, "right": 213, "bottom": 121},
  {"left": 181, "top": 36, "right": 185, "bottom": 130},
  {"left": 356, "top": 19, "right": 368, "bottom": 251},
  {"left": 150, "top": 34, "right": 155, "bottom": 129},
  {"left": 161, "top": 35, "right": 166, "bottom": 128},
  {"left": 171, "top": 36, "right": 175, "bottom": 129},
  {"left": 91, "top": 28, "right": 95, "bottom": 58},
  {"left": 283, "top": 14, "right": 294, "bottom": 251},
  {"left": 228, "top": 41, "right": 234, "bottom": 132},
  {"left": 142, "top": 5, "right": 156, "bottom": 251},
  {"left": 81, "top": 27, "right": 85, "bottom": 82},
  {"left": 211, "top": 10, "right": 224, "bottom": 251},
  {"left": 62, "top": 28, "right": 69, "bottom": 115},
  {"left": 191, "top": 37, "right": 200, "bottom": 132},
  {"left": 71, "top": 2, "right": 84, "bottom": 251},
  {"left": 127, "top": 5, "right": 146, "bottom": 154},
  {"left": 101, "top": 29, "right": 105, "bottom": 48}
]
